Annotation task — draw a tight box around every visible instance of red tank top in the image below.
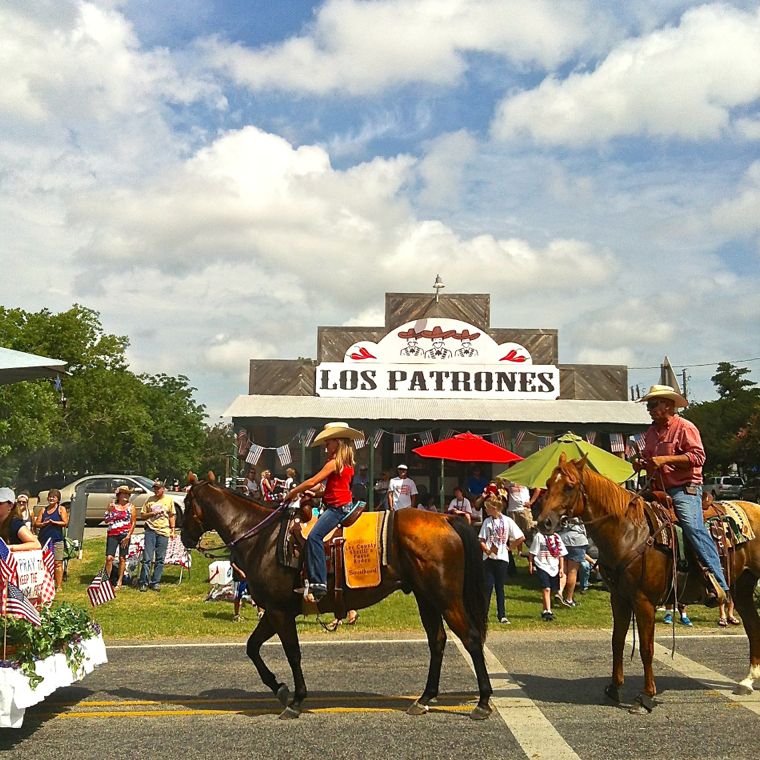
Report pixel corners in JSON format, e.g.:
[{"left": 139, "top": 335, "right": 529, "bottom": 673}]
[{"left": 323, "top": 464, "right": 354, "bottom": 507}]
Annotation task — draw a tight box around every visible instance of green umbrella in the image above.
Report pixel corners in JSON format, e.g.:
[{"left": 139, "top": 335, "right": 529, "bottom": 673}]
[{"left": 496, "top": 432, "right": 635, "bottom": 488}]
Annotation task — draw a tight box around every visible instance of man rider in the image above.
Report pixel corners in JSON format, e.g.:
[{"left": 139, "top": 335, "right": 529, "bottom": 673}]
[{"left": 637, "top": 384, "right": 728, "bottom": 606}]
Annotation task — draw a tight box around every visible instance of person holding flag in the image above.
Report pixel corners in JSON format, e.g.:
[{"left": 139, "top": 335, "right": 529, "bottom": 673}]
[{"left": 0, "top": 487, "right": 40, "bottom": 553}]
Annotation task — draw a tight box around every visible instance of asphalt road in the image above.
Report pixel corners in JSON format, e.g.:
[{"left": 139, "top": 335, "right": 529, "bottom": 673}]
[{"left": 3, "top": 629, "right": 760, "bottom": 759}]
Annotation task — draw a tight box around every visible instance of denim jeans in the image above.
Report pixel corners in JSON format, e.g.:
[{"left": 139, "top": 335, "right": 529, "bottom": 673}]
[
  {"left": 483, "top": 558, "right": 509, "bottom": 619},
  {"left": 140, "top": 529, "right": 169, "bottom": 586},
  {"left": 578, "top": 559, "right": 591, "bottom": 590},
  {"left": 667, "top": 485, "right": 729, "bottom": 592},
  {"left": 306, "top": 505, "right": 352, "bottom": 587}
]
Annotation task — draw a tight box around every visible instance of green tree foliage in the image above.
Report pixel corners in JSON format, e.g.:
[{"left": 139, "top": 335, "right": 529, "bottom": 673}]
[
  {"left": 197, "top": 422, "right": 236, "bottom": 480},
  {"left": 0, "top": 305, "right": 212, "bottom": 488},
  {"left": 684, "top": 362, "right": 760, "bottom": 474}
]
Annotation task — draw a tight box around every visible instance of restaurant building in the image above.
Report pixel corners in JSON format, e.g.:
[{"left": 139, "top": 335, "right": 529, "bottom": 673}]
[{"left": 224, "top": 291, "right": 649, "bottom": 507}]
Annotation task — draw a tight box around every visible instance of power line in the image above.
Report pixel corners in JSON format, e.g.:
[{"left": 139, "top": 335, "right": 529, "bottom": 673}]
[{"left": 628, "top": 356, "right": 760, "bottom": 370}]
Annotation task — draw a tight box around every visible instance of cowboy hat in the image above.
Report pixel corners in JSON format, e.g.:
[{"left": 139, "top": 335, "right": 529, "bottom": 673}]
[
  {"left": 421, "top": 325, "right": 456, "bottom": 340},
  {"left": 639, "top": 384, "right": 688, "bottom": 408},
  {"left": 456, "top": 329, "right": 481, "bottom": 341},
  {"left": 311, "top": 422, "right": 364, "bottom": 447}
]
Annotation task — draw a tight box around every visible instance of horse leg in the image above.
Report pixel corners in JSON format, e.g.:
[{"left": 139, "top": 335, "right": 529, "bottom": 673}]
[
  {"left": 630, "top": 598, "right": 657, "bottom": 714},
  {"left": 269, "top": 610, "right": 308, "bottom": 719},
  {"left": 442, "top": 604, "right": 493, "bottom": 720},
  {"left": 732, "top": 571, "right": 760, "bottom": 695},
  {"left": 245, "top": 612, "right": 290, "bottom": 709},
  {"left": 606, "top": 591, "right": 631, "bottom": 704},
  {"left": 407, "top": 593, "right": 446, "bottom": 716}
]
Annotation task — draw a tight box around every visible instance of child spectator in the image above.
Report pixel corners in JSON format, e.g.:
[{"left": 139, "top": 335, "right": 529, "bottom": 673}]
[
  {"left": 528, "top": 529, "right": 567, "bottom": 621},
  {"left": 479, "top": 496, "right": 524, "bottom": 624},
  {"left": 447, "top": 487, "right": 473, "bottom": 523}
]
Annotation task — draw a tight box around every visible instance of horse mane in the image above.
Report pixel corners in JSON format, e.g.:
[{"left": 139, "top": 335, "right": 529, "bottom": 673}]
[{"left": 579, "top": 466, "right": 646, "bottom": 524}]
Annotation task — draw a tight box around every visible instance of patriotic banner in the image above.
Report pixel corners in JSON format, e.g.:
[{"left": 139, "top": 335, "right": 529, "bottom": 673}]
[
  {"left": 0, "top": 537, "right": 18, "bottom": 584},
  {"left": 609, "top": 433, "right": 625, "bottom": 453},
  {"left": 3, "top": 583, "right": 41, "bottom": 626},
  {"left": 354, "top": 432, "right": 367, "bottom": 450},
  {"left": 586, "top": 431, "right": 597, "bottom": 445},
  {"left": 512, "top": 430, "right": 526, "bottom": 449},
  {"left": 632, "top": 432, "right": 646, "bottom": 452},
  {"left": 625, "top": 443, "right": 636, "bottom": 458},
  {"left": 276, "top": 444, "right": 292, "bottom": 467},
  {"left": 42, "top": 539, "right": 55, "bottom": 578},
  {"left": 236, "top": 430, "right": 250, "bottom": 457},
  {"left": 303, "top": 427, "right": 316, "bottom": 447},
  {"left": 537, "top": 436, "right": 552, "bottom": 450},
  {"left": 87, "top": 568, "right": 115, "bottom": 607},
  {"left": 393, "top": 433, "right": 407, "bottom": 454},
  {"left": 246, "top": 443, "right": 264, "bottom": 465},
  {"left": 419, "top": 430, "right": 434, "bottom": 446},
  {"left": 440, "top": 429, "right": 454, "bottom": 441},
  {"left": 372, "top": 430, "right": 384, "bottom": 449},
  {"left": 493, "top": 431, "right": 509, "bottom": 450},
  {"left": 39, "top": 540, "right": 57, "bottom": 605}
]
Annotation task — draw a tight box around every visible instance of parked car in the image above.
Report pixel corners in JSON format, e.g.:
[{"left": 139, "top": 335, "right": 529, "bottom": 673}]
[
  {"left": 742, "top": 478, "right": 760, "bottom": 502},
  {"left": 703, "top": 475, "right": 745, "bottom": 500},
  {"left": 38, "top": 475, "right": 186, "bottom": 525}
]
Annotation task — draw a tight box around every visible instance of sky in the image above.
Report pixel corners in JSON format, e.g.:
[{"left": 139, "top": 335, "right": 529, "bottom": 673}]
[{"left": 3, "top": 0, "right": 760, "bottom": 421}]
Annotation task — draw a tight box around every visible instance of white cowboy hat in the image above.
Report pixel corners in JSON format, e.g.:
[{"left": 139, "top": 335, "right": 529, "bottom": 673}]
[
  {"left": 639, "top": 384, "right": 688, "bottom": 408},
  {"left": 311, "top": 421, "right": 364, "bottom": 447}
]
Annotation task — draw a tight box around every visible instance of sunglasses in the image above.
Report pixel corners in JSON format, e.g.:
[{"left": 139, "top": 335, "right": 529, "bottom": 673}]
[{"left": 646, "top": 400, "right": 663, "bottom": 410}]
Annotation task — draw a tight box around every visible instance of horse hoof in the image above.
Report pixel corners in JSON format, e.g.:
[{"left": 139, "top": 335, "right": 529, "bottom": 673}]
[
  {"left": 275, "top": 683, "right": 290, "bottom": 707},
  {"left": 734, "top": 683, "right": 753, "bottom": 696},
  {"left": 406, "top": 701, "right": 429, "bottom": 716},
  {"left": 278, "top": 705, "right": 301, "bottom": 720},
  {"left": 470, "top": 705, "right": 492, "bottom": 720},
  {"left": 604, "top": 684, "right": 621, "bottom": 704}
]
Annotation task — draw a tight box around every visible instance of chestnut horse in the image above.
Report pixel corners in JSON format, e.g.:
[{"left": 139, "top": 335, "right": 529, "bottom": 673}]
[
  {"left": 181, "top": 476, "right": 493, "bottom": 719},
  {"left": 538, "top": 454, "right": 760, "bottom": 713}
]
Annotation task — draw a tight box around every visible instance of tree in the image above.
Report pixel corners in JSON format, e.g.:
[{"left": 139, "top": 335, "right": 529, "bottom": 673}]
[{"left": 198, "top": 422, "right": 236, "bottom": 481}]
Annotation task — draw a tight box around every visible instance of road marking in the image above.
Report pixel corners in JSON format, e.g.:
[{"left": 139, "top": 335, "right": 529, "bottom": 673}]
[
  {"left": 652, "top": 641, "right": 760, "bottom": 715},
  {"left": 454, "top": 639, "right": 581, "bottom": 760},
  {"left": 107, "top": 638, "right": 428, "bottom": 649}
]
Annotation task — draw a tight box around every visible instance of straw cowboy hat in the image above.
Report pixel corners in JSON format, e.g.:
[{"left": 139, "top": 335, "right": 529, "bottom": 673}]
[
  {"left": 311, "top": 422, "right": 364, "bottom": 447},
  {"left": 639, "top": 384, "right": 688, "bottom": 408}
]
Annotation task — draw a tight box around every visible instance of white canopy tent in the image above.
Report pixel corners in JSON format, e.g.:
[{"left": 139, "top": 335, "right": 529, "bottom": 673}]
[{"left": 0, "top": 347, "right": 68, "bottom": 385}]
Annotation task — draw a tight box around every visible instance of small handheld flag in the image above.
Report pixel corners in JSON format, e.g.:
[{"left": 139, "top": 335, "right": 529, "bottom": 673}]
[
  {"left": 4, "top": 583, "right": 42, "bottom": 627},
  {"left": 0, "top": 537, "right": 18, "bottom": 584},
  {"left": 87, "top": 568, "right": 115, "bottom": 607}
]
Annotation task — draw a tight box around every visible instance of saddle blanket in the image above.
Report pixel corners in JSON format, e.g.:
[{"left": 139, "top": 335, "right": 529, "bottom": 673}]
[
  {"left": 300, "top": 511, "right": 390, "bottom": 589},
  {"left": 709, "top": 501, "right": 756, "bottom": 544}
]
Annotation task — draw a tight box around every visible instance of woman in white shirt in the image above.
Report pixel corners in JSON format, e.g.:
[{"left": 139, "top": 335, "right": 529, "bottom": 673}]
[
  {"left": 447, "top": 487, "right": 473, "bottom": 523},
  {"left": 478, "top": 497, "right": 524, "bottom": 624}
]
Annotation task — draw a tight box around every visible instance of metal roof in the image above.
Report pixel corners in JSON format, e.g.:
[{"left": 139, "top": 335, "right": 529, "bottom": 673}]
[{"left": 224, "top": 394, "right": 650, "bottom": 427}]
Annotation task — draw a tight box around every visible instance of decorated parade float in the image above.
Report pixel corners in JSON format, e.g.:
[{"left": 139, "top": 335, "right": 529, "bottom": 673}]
[{"left": 0, "top": 543, "right": 107, "bottom": 728}]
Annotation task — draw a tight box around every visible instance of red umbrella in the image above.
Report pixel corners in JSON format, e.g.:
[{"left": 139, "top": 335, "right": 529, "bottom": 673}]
[{"left": 413, "top": 432, "right": 523, "bottom": 464}]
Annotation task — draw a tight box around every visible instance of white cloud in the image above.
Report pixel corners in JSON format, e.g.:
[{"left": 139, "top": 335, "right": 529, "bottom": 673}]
[
  {"left": 491, "top": 4, "right": 760, "bottom": 144},
  {"left": 417, "top": 130, "right": 478, "bottom": 207},
  {"left": 201, "top": 0, "right": 601, "bottom": 95},
  {"left": 712, "top": 161, "right": 760, "bottom": 236}
]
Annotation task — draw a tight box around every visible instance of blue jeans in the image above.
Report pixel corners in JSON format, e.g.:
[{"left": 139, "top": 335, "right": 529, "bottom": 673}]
[
  {"left": 578, "top": 559, "right": 591, "bottom": 590},
  {"left": 306, "top": 505, "right": 352, "bottom": 587},
  {"left": 668, "top": 485, "right": 728, "bottom": 592},
  {"left": 140, "top": 529, "right": 169, "bottom": 586},
  {"left": 483, "top": 558, "right": 509, "bottom": 619}
]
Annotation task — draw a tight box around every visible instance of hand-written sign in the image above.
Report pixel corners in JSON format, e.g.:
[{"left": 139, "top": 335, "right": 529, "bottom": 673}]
[{"left": 15, "top": 550, "right": 47, "bottom": 602}]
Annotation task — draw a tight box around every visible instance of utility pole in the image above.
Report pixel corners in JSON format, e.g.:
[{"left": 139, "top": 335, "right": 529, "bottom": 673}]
[{"left": 682, "top": 369, "right": 688, "bottom": 400}]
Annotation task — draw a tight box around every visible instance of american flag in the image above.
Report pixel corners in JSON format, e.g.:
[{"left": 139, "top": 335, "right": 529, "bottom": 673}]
[
  {"left": 354, "top": 432, "right": 367, "bottom": 450},
  {"left": 513, "top": 430, "right": 526, "bottom": 449},
  {"left": 393, "top": 433, "right": 407, "bottom": 454},
  {"left": 87, "top": 568, "right": 115, "bottom": 607},
  {"left": 303, "top": 427, "right": 316, "bottom": 447},
  {"left": 633, "top": 432, "right": 647, "bottom": 452},
  {"left": 246, "top": 443, "right": 264, "bottom": 465},
  {"left": 38, "top": 539, "right": 57, "bottom": 606},
  {"left": 493, "top": 431, "right": 509, "bottom": 449},
  {"left": 372, "top": 430, "right": 384, "bottom": 449},
  {"left": 609, "top": 433, "right": 625, "bottom": 453},
  {"left": 586, "top": 432, "right": 597, "bottom": 445},
  {"left": 0, "top": 537, "right": 18, "bottom": 584},
  {"left": 42, "top": 539, "right": 55, "bottom": 577},
  {"left": 276, "top": 444, "right": 292, "bottom": 466},
  {"left": 440, "top": 429, "right": 454, "bottom": 441},
  {"left": 3, "top": 583, "right": 41, "bottom": 626},
  {"left": 537, "top": 436, "right": 552, "bottom": 450},
  {"left": 236, "top": 430, "right": 250, "bottom": 457},
  {"left": 418, "top": 430, "right": 434, "bottom": 446}
]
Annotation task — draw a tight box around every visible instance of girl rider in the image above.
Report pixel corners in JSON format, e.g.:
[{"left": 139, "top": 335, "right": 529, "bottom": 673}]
[{"left": 285, "top": 421, "right": 364, "bottom": 603}]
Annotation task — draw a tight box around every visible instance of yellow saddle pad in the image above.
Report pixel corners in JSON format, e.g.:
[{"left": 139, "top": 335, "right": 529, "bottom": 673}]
[{"left": 299, "top": 511, "right": 385, "bottom": 589}]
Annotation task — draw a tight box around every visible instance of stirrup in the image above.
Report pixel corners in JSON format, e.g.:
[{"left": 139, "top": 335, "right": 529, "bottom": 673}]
[{"left": 703, "top": 573, "right": 726, "bottom": 608}]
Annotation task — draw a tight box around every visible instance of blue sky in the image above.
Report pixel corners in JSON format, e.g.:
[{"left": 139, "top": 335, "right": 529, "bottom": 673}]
[{"left": 3, "top": 1, "right": 760, "bottom": 419}]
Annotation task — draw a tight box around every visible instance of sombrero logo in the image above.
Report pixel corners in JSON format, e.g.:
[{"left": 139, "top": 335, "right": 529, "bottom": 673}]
[{"left": 316, "top": 318, "right": 560, "bottom": 400}]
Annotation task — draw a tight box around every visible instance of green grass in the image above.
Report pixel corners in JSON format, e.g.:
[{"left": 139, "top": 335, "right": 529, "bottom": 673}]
[{"left": 55, "top": 539, "right": 729, "bottom": 640}]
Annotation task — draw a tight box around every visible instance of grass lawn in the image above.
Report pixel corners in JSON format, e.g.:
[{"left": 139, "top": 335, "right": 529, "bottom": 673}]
[{"left": 55, "top": 538, "right": 729, "bottom": 641}]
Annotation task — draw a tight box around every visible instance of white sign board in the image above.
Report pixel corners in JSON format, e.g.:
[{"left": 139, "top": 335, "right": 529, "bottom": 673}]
[
  {"left": 15, "top": 550, "right": 48, "bottom": 602},
  {"left": 316, "top": 317, "right": 560, "bottom": 400}
]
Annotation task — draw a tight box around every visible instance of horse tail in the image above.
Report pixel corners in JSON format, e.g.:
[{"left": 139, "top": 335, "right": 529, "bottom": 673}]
[{"left": 449, "top": 518, "right": 488, "bottom": 642}]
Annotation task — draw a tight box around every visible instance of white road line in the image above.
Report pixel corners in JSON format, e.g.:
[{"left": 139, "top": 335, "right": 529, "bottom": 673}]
[
  {"left": 453, "top": 638, "right": 580, "bottom": 760},
  {"left": 651, "top": 641, "right": 760, "bottom": 715},
  {"left": 107, "top": 638, "right": 428, "bottom": 649}
]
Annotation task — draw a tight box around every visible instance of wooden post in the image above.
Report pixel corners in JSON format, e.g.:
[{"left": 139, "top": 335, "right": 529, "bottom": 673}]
[{"left": 367, "top": 429, "right": 375, "bottom": 512}]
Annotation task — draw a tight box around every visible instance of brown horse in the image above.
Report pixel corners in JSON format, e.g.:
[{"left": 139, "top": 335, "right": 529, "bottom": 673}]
[
  {"left": 181, "top": 475, "right": 493, "bottom": 719},
  {"left": 538, "top": 454, "right": 760, "bottom": 713}
]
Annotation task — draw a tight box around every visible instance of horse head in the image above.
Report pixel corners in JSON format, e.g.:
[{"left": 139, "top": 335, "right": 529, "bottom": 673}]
[
  {"left": 180, "top": 470, "right": 215, "bottom": 549},
  {"left": 537, "top": 452, "right": 589, "bottom": 534}
]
